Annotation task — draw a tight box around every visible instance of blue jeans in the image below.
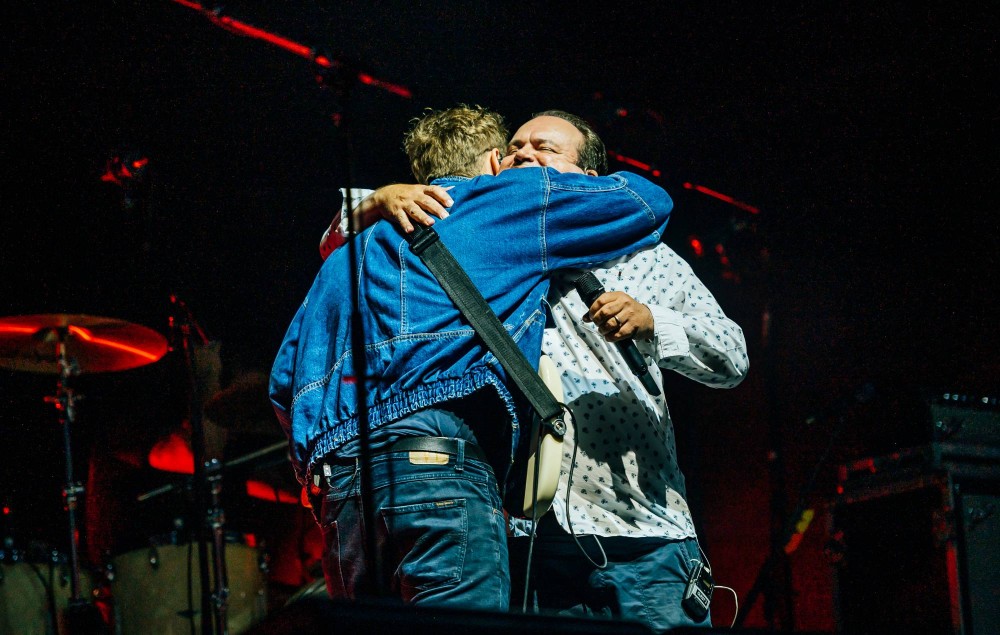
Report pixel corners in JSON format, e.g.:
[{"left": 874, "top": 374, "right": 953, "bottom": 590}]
[
  {"left": 509, "top": 532, "right": 712, "bottom": 633},
  {"left": 315, "top": 445, "right": 509, "bottom": 611}
]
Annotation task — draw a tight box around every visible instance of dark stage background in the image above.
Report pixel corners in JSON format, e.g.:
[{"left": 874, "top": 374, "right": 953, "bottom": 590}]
[{"left": 2, "top": 2, "right": 997, "bottom": 631}]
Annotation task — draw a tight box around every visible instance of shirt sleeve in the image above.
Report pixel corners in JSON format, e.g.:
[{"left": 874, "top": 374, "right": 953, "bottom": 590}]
[
  {"left": 319, "top": 188, "right": 375, "bottom": 261},
  {"left": 639, "top": 244, "right": 749, "bottom": 388}
]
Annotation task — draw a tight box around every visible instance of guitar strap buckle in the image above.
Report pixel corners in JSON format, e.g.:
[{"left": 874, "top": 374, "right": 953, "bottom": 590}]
[{"left": 540, "top": 404, "right": 569, "bottom": 437}]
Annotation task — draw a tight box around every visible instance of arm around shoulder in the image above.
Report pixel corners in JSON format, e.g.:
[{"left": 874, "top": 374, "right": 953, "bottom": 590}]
[{"left": 542, "top": 170, "right": 673, "bottom": 272}]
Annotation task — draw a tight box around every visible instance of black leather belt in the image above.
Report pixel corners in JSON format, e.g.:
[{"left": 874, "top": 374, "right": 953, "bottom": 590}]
[
  {"left": 389, "top": 436, "right": 487, "bottom": 463},
  {"left": 316, "top": 437, "right": 489, "bottom": 483},
  {"left": 314, "top": 437, "right": 489, "bottom": 488}
]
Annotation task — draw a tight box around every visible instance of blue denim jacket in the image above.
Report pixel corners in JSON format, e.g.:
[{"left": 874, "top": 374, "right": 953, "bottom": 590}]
[{"left": 270, "top": 167, "right": 672, "bottom": 485}]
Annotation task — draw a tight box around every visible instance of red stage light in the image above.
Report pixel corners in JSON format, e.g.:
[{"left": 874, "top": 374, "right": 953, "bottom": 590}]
[
  {"left": 689, "top": 236, "right": 704, "bottom": 257},
  {"left": 245, "top": 480, "right": 299, "bottom": 505},
  {"left": 684, "top": 182, "right": 760, "bottom": 214},
  {"left": 147, "top": 432, "right": 194, "bottom": 474},
  {"left": 610, "top": 152, "right": 652, "bottom": 172},
  {"left": 169, "top": 0, "right": 411, "bottom": 99}
]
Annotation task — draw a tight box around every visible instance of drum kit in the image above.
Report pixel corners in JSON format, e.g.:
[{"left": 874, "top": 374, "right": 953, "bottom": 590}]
[{"left": 0, "top": 314, "right": 320, "bottom": 635}]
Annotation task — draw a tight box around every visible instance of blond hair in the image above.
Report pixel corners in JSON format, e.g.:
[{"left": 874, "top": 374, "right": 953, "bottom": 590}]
[{"left": 403, "top": 105, "right": 508, "bottom": 184}]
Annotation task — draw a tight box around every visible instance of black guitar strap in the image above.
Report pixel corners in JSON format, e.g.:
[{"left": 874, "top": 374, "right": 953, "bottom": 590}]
[{"left": 405, "top": 225, "right": 566, "bottom": 436}]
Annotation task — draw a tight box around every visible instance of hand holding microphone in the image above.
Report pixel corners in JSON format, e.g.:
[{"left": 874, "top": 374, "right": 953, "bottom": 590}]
[{"left": 574, "top": 272, "right": 661, "bottom": 396}]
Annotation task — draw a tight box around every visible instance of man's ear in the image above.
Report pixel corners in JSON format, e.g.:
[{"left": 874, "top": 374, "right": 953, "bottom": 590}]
[
  {"left": 585, "top": 168, "right": 598, "bottom": 177},
  {"left": 489, "top": 148, "right": 502, "bottom": 175}
]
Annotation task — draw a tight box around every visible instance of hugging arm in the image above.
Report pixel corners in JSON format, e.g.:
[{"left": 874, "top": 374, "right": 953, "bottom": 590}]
[{"left": 319, "top": 184, "right": 453, "bottom": 259}]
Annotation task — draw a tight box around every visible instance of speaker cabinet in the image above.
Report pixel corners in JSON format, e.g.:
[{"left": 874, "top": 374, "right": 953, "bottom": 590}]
[{"left": 832, "top": 454, "right": 999, "bottom": 635}]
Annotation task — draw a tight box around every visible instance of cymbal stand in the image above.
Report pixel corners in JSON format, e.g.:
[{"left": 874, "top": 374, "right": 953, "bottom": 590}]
[
  {"left": 172, "top": 297, "right": 226, "bottom": 635},
  {"left": 43, "top": 333, "right": 86, "bottom": 606},
  {"left": 205, "top": 459, "right": 230, "bottom": 634}
]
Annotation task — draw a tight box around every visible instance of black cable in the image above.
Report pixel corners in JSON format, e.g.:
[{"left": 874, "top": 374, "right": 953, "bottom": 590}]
[
  {"left": 521, "top": 419, "right": 544, "bottom": 612},
  {"left": 564, "top": 422, "right": 607, "bottom": 570}
]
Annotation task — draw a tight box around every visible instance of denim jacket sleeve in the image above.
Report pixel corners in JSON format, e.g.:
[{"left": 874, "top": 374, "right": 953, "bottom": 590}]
[
  {"left": 269, "top": 300, "right": 306, "bottom": 450},
  {"left": 538, "top": 168, "right": 672, "bottom": 272}
]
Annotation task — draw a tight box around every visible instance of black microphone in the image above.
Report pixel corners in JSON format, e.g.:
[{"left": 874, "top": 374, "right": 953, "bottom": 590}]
[{"left": 574, "top": 272, "right": 661, "bottom": 396}]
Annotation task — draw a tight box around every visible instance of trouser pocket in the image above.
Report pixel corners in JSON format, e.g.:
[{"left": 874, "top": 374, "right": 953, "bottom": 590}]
[
  {"left": 320, "top": 519, "right": 349, "bottom": 598},
  {"left": 381, "top": 498, "right": 468, "bottom": 599}
]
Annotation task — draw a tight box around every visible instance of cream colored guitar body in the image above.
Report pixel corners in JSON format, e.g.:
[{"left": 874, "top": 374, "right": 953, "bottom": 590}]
[{"left": 521, "top": 355, "right": 565, "bottom": 518}]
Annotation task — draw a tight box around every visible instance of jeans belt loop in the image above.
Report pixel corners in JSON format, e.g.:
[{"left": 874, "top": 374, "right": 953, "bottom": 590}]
[{"left": 455, "top": 438, "right": 465, "bottom": 473}]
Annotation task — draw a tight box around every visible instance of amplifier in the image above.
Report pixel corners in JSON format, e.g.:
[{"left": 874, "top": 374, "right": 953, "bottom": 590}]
[
  {"left": 833, "top": 446, "right": 1000, "bottom": 635},
  {"left": 928, "top": 393, "right": 999, "bottom": 446},
  {"left": 837, "top": 444, "right": 1000, "bottom": 497}
]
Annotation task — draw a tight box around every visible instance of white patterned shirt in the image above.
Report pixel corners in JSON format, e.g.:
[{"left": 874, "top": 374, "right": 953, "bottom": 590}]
[{"left": 543, "top": 243, "right": 748, "bottom": 538}]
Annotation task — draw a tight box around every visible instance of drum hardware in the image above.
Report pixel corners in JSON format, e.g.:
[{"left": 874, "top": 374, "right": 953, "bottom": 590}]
[
  {"left": 1, "top": 545, "right": 99, "bottom": 635},
  {"left": 134, "top": 439, "right": 287, "bottom": 615},
  {"left": 0, "top": 311, "right": 291, "bottom": 632},
  {"left": 109, "top": 534, "right": 267, "bottom": 635},
  {"left": 0, "top": 314, "right": 169, "bottom": 375},
  {"left": 147, "top": 545, "right": 161, "bottom": 569},
  {"left": 48, "top": 329, "right": 117, "bottom": 623},
  {"left": 257, "top": 546, "right": 271, "bottom": 576},
  {"left": 0, "top": 313, "right": 168, "bottom": 632},
  {"left": 167, "top": 294, "right": 230, "bottom": 635},
  {"left": 138, "top": 441, "right": 289, "bottom": 504},
  {"left": 205, "top": 458, "right": 233, "bottom": 631},
  {"left": 165, "top": 296, "right": 290, "bottom": 635}
]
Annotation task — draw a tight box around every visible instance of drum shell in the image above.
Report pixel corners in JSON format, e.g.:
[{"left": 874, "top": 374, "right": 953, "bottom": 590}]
[
  {"left": 110, "top": 540, "right": 266, "bottom": 635},
  {"left": 0, "top": 559, "right": 95, "bottom": 635}
]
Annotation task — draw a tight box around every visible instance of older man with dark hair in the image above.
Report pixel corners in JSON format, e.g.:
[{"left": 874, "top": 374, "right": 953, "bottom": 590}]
[
  {"left": 526, "top": 109, "right": 609, "bottom": 175},
  {"left": 501, "top": 111, "right": 747, "bottom": 633}
]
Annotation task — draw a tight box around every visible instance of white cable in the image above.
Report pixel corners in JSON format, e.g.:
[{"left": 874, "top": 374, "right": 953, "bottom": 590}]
[
  {"left": 692, "top": 553, "right": 739, "bottom": 628},
  {"left": 714, "top": 584, "right": 739, "bottom": 628}
]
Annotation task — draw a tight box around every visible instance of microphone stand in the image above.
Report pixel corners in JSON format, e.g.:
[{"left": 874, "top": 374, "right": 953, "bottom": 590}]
[
  {"left": 734, "top": 387, "right": 868, "bottom": 629},
  {"left": 165, "top": 1, "right": 413, "bottom": 599},
  {"left": 317, "top": 60, "right": 385, "bottom": 598}
]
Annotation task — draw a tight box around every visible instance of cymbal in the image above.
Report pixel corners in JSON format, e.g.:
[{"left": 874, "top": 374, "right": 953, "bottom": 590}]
[
  {"left": 203, "top": 371, "right": 275, "bottom": 431},
  {"left": 0, "top": 314, "right": 168, "bottom": 374}
]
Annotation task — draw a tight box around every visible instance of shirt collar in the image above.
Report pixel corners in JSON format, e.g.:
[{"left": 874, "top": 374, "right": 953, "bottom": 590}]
[{"left": 432, "top": 176, "right": 472, "bottom": 185}]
